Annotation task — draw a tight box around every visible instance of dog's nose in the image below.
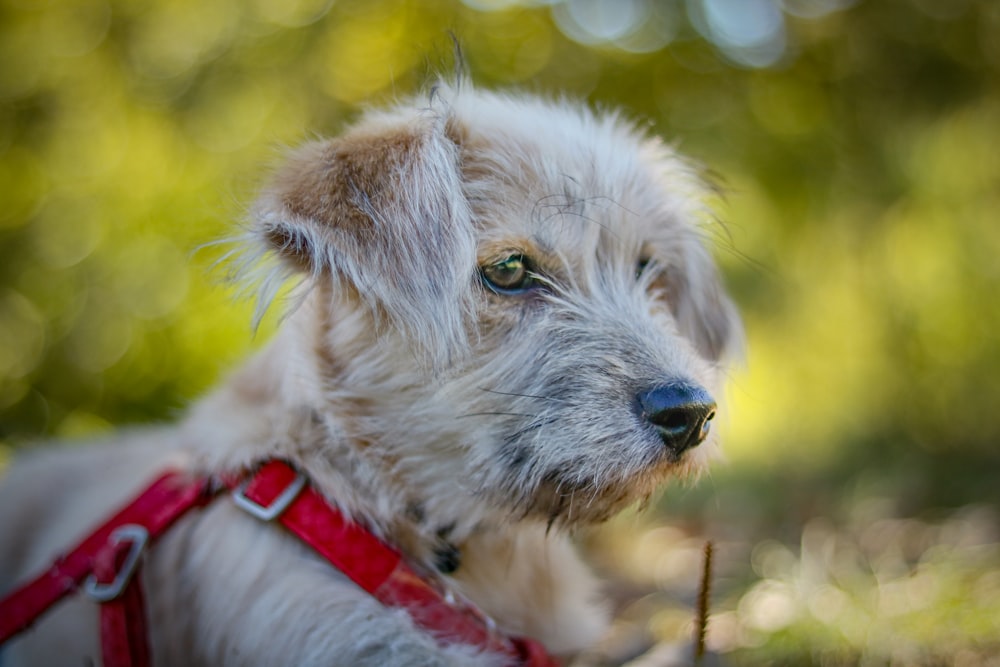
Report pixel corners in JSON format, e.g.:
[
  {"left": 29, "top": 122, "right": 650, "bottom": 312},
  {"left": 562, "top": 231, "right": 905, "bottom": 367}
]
[{"left": 636, "top": 382, "right": 716, "bottom": 453}]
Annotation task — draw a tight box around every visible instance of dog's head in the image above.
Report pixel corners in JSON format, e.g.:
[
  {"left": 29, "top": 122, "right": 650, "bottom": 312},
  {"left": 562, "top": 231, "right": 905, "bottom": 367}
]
[{"left": 251, "top": 86, "right": 741, "bottom": 527}]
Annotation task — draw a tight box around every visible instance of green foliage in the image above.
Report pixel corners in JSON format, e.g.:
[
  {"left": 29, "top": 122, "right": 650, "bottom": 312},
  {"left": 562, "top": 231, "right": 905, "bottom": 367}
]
[{"left": 1, "top": 0, "right": 998, "bottom": 663}]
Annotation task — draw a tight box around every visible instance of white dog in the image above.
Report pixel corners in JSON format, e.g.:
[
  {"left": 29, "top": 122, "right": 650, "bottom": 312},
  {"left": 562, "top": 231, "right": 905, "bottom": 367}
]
[{"left": 0, "top": 83, "right": 740, "bottom": 666}]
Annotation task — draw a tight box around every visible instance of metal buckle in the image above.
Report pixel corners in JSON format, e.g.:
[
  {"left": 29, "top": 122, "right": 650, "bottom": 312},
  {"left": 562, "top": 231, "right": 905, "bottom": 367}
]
[
  {"left": 83, "top": 524, "right": 149, "bottom": 602},
  {"left": 232, "top": 470, "right": 306, "bottom": 521}
]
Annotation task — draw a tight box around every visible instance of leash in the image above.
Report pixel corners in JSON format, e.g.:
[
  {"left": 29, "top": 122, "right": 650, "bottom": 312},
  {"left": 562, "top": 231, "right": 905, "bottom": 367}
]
[{"left": 0, "top": 461, "right": 559, "bottom": 667}]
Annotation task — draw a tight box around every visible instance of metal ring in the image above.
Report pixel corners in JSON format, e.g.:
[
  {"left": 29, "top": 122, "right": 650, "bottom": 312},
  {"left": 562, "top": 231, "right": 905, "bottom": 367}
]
[{"left": 83, "top": 524, "right": 149, "bottom": 602}]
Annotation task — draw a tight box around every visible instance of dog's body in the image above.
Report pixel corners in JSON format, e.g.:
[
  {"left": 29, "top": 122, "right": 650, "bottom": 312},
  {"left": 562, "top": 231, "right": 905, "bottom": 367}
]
[{"left": 0, "top": 86, "right": 740, "bottom": 666}]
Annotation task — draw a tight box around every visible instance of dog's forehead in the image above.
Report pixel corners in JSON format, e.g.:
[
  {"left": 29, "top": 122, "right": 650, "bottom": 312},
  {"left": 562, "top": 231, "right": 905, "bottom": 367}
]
[{"left": 450, "top": 91, "right": 702, "bottom": 263}]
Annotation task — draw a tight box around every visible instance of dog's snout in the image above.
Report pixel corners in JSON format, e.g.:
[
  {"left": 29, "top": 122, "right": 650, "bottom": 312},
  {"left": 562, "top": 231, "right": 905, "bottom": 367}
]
[{"left": 636, "top": 383, "right": 716, "bottom": 453}]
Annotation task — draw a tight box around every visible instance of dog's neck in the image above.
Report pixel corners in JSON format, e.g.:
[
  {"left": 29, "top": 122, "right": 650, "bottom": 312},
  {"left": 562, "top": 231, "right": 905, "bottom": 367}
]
[{"left": 178, "top": 304, "right": 490, "bottom": 572}]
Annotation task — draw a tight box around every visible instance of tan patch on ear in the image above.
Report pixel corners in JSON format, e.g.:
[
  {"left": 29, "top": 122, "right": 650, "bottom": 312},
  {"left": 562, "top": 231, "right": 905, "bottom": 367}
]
[{"left": 268, "top": 127, "right": 423, "bottom": 264}]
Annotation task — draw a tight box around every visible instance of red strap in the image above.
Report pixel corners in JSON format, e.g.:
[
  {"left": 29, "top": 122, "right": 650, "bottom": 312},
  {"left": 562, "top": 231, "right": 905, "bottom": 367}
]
[
  {"left": 0, "top": 471, "right": 215, "bottom": 650},
  {"left": 235, "top": 461, "right": 560, "bottom": 667},
  {"left": 93, "top": 540, "right": 151, "bottom": 667},
  {"left": 98, "top": 579, "right": 151, "bottom": 667},
  {"left": 1, "top": 463, "right": 559, "bottom": 667}
]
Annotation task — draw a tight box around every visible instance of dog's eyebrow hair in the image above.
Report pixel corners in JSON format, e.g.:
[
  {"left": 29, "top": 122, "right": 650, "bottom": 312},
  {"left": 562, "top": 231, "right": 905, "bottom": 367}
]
[
  {"left": 531, "top": 193, "right": 602, "bottom": 223},
  {"left": 529, "top": 194, "right": 635, "bottom": 247}
]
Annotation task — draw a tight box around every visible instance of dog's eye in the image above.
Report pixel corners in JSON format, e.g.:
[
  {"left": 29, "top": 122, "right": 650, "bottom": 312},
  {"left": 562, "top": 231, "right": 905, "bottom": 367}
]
[{"left": 481, "top": 255, "right": 536, "bottom": 294}]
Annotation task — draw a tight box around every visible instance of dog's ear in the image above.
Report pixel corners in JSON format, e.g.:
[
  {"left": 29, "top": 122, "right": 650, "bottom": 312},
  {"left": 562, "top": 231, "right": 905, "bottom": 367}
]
[
  {"left": 253, "top": 111, "right": 476, "bottom": 363},
  {"left": 667, "top": 232, "right": 743, "bottom": 364}
]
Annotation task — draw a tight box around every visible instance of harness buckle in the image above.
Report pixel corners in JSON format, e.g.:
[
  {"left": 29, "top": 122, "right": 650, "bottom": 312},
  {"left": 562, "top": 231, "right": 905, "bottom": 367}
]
[
  {"left": 83, "top": 524, "right": 149, "bottom": 602},
  {"left": 232, "top": 470, "right": 307, "bottom": 521}
]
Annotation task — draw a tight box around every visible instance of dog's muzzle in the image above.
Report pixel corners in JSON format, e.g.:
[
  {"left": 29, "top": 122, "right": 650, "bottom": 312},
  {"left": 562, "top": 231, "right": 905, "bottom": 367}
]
[{"left": 636, "top": 382, "right": 716, "bottom": 454}]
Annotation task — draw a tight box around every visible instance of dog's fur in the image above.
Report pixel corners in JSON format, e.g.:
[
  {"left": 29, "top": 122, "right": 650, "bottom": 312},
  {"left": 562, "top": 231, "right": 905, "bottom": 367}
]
[{"left": 0, "top": 85, "right": 740, "bottom": 666}]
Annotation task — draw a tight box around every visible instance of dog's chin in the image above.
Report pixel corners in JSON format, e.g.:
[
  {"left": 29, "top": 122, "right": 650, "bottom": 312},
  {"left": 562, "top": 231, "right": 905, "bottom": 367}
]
[{"left": 502, "top": 451, "right": 706, "bottom": 528}]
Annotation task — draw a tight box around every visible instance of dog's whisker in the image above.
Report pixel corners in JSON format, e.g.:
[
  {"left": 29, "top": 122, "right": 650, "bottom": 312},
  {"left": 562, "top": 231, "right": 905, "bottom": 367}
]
[
  {"left": 502, "top": 417, "right": 560, "bottom": 446},
  {"left": 477, "top": 387, "right": 567, "bottom": 403},
  {"left": 455, "top": 411, "right": 542, "bottom": 420}
]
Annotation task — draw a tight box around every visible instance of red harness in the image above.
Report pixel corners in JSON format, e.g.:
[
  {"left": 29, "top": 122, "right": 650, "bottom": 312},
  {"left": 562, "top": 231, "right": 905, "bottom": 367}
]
[{"left": 0, "top": 460, "right": 559, "bottom": 667}]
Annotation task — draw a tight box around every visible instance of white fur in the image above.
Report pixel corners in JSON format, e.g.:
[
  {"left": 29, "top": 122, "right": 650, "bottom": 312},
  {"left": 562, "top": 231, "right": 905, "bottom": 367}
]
[{"left": 0, "top": 84, "right": 740, "bottom": 666}]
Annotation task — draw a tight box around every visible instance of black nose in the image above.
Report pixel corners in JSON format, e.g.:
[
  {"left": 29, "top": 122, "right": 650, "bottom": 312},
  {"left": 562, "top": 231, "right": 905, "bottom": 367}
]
[{"left": 636, "top": 382, "right": 717, "bottom": 453}]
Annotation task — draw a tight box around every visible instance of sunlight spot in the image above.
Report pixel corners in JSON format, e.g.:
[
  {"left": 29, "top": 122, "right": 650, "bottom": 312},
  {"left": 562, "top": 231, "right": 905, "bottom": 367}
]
[
  {"left": 553, "top": 0, "right": 649, "bottom": 44},
  {"left": 114, "top": 236, "right": 190, "bottom": 320},
  {"left": 127, "top": 0, "right": 238, "bottom": 80},
  {"left": 31, "top": 198, "right": 105, "bottom": 269},
  {"left": 319, "top": 7, "right": 424, "bottom": 103},
  {"left": 807, "top": 584, "right": 849, "bottom": 624},
  {"left": 690, "top": 0, "right": 787, "bottom": 67},
  {"left": 64, "top": 294, "right": 133, "bottom": 374},
  {"left": 740, "top": 580, "right": 798, "bottom": 632},
  {"left": 40, "top": 0, "right": 111, "bottom": 57}
]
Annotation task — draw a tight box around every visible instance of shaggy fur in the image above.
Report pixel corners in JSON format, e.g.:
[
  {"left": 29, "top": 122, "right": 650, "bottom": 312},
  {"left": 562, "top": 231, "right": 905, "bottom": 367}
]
[{"left": 0, "top": 85, "right": 741, "bottom": 666}]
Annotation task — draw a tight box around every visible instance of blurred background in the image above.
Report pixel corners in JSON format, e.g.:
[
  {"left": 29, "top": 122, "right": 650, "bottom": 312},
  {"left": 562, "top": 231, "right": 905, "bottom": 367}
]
[{"left": 1, "top": 0, "right": 998, "bottom": 664}]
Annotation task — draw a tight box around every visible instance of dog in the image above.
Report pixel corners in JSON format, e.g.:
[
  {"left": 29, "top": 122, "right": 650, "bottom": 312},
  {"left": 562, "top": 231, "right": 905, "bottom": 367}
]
[{"left": 0, "top": 83, "right": 741, "bottom": 666}]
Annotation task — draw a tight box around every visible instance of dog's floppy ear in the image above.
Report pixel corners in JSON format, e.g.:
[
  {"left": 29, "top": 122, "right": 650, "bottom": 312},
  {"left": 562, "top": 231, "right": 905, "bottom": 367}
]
[
  {"left": 667, "top": 231, "right": 743, "bottom": 364},
  {"left": 253, "top": 110, "right": 476, "bottom": 363}
]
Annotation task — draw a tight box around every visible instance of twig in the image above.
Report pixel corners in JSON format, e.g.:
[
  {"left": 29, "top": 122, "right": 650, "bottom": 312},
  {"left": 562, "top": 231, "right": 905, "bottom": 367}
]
[{"left": 694, "top": 540, "right": 714, "bottom": 664}]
